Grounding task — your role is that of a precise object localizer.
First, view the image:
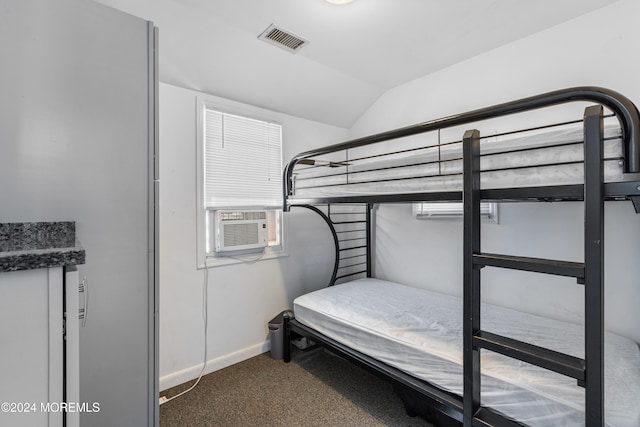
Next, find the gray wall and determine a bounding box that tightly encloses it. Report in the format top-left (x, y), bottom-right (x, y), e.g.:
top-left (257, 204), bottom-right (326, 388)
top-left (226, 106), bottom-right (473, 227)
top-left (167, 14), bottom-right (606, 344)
top-left (0, 0), bottom-right (155, 425)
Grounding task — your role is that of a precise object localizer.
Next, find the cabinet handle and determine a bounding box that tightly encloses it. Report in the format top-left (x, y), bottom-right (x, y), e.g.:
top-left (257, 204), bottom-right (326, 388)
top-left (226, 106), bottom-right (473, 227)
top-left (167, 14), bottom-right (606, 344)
top-left (78, 276), bottom-right (88, 327)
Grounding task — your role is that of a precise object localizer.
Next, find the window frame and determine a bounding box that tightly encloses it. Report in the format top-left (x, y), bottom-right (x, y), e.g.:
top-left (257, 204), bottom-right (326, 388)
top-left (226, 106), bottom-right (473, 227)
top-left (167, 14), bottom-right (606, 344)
top-left (195, 97), bottom-right (288, 268)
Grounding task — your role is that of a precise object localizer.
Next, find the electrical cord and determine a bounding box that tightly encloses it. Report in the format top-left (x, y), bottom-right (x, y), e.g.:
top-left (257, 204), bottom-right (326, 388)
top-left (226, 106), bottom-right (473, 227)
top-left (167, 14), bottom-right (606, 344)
top-left (159, 257), bottom-right (212, 405)
top-left (158, 250), bottom-right (265, 405)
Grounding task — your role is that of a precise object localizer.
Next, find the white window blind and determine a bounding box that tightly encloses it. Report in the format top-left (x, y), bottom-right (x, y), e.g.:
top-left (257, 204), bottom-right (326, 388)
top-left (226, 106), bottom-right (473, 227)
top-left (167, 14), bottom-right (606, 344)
top-left (204, 109), bottom-right (282, 208)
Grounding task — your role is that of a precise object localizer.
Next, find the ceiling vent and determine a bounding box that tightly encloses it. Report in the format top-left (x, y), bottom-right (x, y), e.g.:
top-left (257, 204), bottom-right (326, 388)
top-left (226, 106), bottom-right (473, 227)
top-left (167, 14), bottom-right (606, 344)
top-left (258, 24), bottom-right (308, 53)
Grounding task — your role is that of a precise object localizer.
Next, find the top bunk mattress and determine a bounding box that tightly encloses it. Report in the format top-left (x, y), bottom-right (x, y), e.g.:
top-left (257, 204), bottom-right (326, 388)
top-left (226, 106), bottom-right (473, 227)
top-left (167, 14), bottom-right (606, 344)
top-left (293, 278), bottom-right (640, 427)
top-left (290, 122), bottom-right (627, 199)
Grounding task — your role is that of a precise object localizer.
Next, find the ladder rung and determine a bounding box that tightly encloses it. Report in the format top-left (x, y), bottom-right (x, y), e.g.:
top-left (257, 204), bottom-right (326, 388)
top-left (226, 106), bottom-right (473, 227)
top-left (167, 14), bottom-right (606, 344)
top-left (474, 331), bottom-right (585, 381)
top-left (473, 252), bottom-right (585, 279)
top-left (474, 406), bottom-right (527, 427)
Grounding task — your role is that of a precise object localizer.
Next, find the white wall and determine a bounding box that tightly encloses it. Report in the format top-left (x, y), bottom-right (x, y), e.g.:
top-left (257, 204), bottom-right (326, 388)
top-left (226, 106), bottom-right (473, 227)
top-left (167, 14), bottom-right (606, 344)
top-left (159, 83), bottom-right (349, 390)
top-left (354, 0), bottom-right (640, 344)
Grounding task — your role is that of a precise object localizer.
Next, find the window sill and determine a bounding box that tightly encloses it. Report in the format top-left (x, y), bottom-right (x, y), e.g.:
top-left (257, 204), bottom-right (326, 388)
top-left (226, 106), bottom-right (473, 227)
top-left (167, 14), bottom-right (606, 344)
top-left (197, 247), bottom-right (289, 269)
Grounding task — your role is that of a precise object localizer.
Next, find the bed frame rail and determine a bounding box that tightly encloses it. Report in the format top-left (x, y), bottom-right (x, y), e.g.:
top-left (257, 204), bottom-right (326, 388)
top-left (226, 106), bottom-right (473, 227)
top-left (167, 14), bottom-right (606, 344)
top-left (284, 317), bottom-right (469, 425)
top-left (283, 86), bottom-right (640, 210)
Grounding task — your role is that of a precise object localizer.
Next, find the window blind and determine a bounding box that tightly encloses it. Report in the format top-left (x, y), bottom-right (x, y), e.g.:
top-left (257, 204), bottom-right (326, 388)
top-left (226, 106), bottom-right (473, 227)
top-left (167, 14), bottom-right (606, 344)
top-left (204, 109), bottom-right (282, 209)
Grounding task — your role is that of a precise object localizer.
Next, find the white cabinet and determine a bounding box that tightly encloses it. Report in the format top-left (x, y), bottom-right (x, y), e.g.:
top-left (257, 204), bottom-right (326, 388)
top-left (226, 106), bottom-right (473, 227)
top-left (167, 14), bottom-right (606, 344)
top-left (0, 267), bottom-right (79, 427)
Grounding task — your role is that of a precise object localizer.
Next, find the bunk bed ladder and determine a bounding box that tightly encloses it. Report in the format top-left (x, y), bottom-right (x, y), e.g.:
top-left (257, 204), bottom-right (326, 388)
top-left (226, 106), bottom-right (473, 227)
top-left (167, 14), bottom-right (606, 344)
top-left (463, 105), bottom-right (605, 427)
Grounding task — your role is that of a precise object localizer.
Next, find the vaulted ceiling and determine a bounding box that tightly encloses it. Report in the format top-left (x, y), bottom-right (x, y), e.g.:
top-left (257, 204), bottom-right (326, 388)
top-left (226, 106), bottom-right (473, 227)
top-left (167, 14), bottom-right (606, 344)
top-left (95, 0), bottom-right (620, 128)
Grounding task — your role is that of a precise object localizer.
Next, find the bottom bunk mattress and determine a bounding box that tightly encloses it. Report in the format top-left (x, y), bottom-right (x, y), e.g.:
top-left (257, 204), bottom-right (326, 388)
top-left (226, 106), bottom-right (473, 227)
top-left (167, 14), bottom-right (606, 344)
top-left (293, 278), bottom-right (640, 427)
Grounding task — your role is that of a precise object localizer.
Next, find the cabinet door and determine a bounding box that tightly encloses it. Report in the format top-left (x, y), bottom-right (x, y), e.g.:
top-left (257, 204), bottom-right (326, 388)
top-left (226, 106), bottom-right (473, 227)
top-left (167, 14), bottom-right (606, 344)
top-left (0, 267), bottom-right (63, 427)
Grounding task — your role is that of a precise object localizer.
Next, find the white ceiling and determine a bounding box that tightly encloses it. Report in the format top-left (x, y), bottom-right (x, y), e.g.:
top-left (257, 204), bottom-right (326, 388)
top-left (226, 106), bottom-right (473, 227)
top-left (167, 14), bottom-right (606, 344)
top-left (95, 0), bottom-right (620, 128)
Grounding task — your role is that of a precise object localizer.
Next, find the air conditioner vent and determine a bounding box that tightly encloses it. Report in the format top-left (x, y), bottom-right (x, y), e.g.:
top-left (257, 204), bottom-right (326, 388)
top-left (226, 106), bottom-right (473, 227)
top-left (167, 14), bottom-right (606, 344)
top-left (258, 24), bottom-right (308, 53)
top-left (214, 210), bottom-right (268, 252)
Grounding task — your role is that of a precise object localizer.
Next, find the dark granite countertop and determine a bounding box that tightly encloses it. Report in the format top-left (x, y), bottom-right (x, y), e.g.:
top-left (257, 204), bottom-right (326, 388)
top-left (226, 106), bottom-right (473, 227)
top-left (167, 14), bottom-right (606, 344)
top-left (0, 222), bottom-right (86, 272)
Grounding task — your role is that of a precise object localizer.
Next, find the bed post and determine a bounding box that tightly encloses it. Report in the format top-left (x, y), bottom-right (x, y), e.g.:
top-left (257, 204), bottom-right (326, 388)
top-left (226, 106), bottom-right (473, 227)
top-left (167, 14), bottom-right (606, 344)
top-left (583, 105), bottom-right (605, 426)
top-left (366, 203), bottom-right (373, 278)
top-left (462, 129), bottom-right (481, 427)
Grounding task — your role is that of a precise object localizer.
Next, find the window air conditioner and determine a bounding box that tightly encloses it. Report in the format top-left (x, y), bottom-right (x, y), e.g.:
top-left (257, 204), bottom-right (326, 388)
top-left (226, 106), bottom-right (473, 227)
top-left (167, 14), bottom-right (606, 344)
top-left (214, 210), bottom-right (268, 252)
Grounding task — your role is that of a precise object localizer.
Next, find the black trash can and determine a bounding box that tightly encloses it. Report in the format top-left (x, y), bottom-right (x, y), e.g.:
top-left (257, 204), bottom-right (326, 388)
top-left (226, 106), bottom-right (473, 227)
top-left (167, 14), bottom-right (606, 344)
top-left (268, 310), bottom-right (293, 360)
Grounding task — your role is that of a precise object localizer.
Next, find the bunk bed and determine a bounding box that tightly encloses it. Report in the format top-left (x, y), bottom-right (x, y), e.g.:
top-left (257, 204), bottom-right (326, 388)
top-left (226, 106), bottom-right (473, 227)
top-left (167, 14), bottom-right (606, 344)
top-left (281, 87), bottom-right (640, 427)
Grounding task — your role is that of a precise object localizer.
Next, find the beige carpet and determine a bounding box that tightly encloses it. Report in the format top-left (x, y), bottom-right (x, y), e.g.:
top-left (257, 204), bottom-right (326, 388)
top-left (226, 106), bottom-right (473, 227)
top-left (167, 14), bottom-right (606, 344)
top-left (160, 348), bottom-right (436, 426)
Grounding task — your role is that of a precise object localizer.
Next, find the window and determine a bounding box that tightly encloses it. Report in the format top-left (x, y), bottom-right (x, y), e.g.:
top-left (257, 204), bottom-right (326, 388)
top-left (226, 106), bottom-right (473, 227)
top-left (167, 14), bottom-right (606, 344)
top-left (196, 99), bottom-right (285, 266)
top-left (413, 202), bottom-right (498, 223)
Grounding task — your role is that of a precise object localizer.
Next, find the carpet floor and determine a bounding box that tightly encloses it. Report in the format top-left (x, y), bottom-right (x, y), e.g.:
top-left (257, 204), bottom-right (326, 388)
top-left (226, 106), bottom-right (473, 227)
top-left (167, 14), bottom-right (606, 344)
top-left (160, 348), bottom-right (437, 426)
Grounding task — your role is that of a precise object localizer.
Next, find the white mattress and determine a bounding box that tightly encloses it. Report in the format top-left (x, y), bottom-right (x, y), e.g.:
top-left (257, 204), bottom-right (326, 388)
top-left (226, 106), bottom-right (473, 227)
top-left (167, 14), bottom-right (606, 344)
top-left (291, 123), bottom-right (626, 199)
top-left (293, 278), bottom-right (640, 427)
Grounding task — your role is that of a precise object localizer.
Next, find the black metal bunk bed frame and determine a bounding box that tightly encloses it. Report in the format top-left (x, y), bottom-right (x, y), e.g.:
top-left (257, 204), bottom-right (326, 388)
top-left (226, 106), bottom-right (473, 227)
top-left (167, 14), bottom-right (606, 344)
top-left (282, 87), bottom-right (640, 427)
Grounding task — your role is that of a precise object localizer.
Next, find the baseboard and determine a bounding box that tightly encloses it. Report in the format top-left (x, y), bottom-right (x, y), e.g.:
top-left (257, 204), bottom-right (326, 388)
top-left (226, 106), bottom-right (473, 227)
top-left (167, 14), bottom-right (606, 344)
top-left (159, 340), bottom-right (270, 392)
